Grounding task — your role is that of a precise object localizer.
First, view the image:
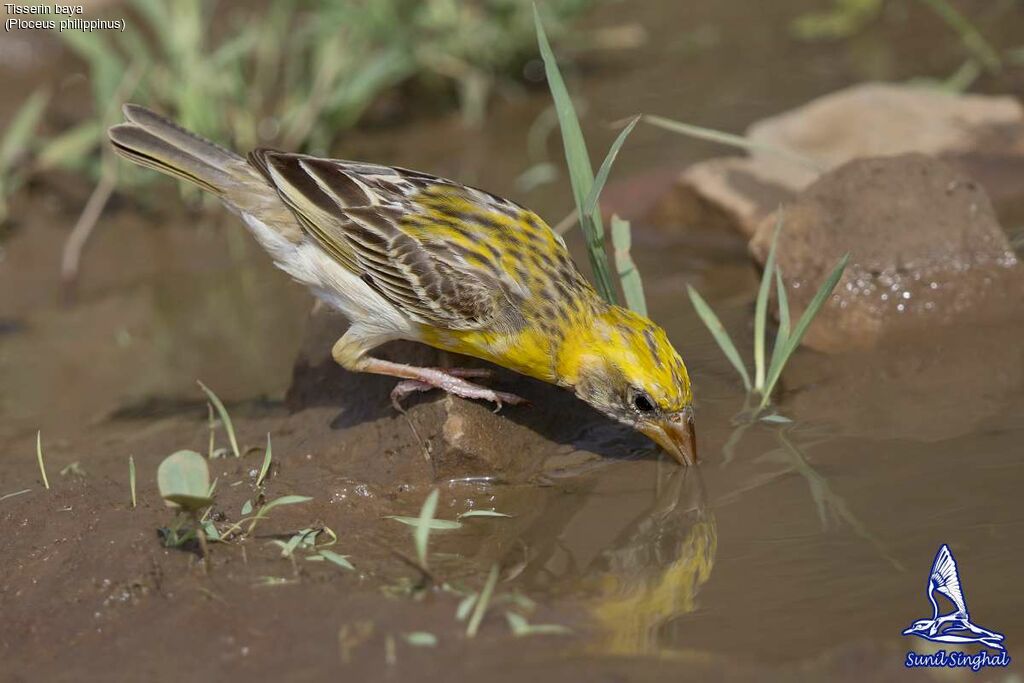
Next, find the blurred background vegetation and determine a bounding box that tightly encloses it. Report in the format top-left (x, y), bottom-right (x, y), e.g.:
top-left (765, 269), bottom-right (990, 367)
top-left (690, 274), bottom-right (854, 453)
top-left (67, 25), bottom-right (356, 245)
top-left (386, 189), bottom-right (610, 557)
top-left (1, 0), bottom-right (594, 225)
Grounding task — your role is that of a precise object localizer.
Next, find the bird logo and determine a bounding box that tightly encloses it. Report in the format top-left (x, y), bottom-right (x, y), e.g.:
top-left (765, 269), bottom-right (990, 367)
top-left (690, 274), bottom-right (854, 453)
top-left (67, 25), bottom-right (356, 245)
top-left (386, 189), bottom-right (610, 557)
top-left (902, 544), bottom-right (1005, 651)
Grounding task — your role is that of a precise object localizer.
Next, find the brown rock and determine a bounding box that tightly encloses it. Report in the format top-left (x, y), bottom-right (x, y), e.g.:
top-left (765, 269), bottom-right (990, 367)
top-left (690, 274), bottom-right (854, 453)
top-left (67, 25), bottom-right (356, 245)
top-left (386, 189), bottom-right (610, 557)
top-left (749, 154), bottom-right (1022, 352)
top-left (652, 83), bottom-right (1024, 238)
top-left (285, 304), bottom-right (650, 482)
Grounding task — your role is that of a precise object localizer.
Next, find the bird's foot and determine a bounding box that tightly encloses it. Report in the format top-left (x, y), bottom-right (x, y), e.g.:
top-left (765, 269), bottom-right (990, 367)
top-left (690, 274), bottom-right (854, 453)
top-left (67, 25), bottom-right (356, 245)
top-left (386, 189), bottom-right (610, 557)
top-left (389, 368), bottom-right (526, 413)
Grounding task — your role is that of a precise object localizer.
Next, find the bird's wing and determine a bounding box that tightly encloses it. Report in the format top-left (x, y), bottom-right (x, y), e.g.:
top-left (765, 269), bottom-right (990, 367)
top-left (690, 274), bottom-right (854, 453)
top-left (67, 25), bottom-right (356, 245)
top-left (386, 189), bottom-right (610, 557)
top-left (248, 151), bottom-right (550, 331)
top-left (929, 545), bottom-right (967, 615)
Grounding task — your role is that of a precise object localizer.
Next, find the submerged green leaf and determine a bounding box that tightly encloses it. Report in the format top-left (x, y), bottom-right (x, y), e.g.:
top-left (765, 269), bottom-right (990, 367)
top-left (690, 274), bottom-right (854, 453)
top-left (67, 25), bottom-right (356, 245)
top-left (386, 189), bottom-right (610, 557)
top-left (466, 564), bottom-right (500, 638)
top-left (415, 488), bottom-right (439, 568)
top-left (402, 632), bottom-right (438, 647)
top-left (457, 509), bottom-right (512, 519)
top-left (456, 593), bottom-right (478, 621)
top-left (386, 516), bottom-right (462, 530)
top-left (315, 549), bottom-right (355, 570)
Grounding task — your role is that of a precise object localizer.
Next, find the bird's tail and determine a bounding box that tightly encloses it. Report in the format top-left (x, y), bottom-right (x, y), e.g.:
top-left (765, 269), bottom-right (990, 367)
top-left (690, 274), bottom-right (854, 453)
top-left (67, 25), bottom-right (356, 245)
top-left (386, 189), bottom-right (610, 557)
top-left (107, 104), bottom-right (254, 196)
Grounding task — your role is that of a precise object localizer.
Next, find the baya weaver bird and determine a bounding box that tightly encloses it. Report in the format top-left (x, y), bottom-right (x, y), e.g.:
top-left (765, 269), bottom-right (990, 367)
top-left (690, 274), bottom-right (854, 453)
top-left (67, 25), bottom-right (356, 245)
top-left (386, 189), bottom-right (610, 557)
top-left (108, 105), bottom-right (697, 465)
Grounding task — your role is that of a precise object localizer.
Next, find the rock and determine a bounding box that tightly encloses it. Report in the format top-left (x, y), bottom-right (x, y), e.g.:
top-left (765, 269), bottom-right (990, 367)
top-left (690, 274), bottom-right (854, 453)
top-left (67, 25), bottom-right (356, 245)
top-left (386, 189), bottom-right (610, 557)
top-left (285, 304), bottom-right (650, 482)
top-left (748, 154), bottom-right (1023, 352)
top-left (652, 83), bottom-right (1024, 238)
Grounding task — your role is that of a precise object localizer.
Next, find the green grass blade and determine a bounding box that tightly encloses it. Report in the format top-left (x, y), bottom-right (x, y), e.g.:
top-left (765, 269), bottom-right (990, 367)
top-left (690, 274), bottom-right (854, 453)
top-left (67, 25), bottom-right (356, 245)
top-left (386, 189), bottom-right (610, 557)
top-left (256, 433), bottom-right (272, 487)
top-left (35, 121), bottom-right (101, 172)
top-left (387, 516), bottom-right (462, 530)
top-left (917, 0), bottom-right (1000, 71)
top-left (197, 380), bottom-right (240, 458)
top-left (687, 285), bottom-right (751, 391)
top-left (415, 489), bottom-right (440, 569)
top-left (36, 430), bottom-right (50, 490)
top-left (769, 269), bottom-right (791, 374)
top-left (316, 549), bottom-right (355, 571)
top-left (534, 5), bottom-right (617, 304)
top-left (466, 564), bottom-right (500, 638)
top-left (457, 510), bottom-right (511, 519)
top-left (129, 455), bottom-right (137, 509)
top-left (0, 489), bottom-right (31, 503)
top-left (611, 215), bottom-right (647, 315)
top-left (754, 216), bottom-right (783, 392)
top-left (643, 114), bottom-right (823, 172)
top-left (583, 115), bottom-right (640, 218)
top-left (1, 89), bottom-right (49, 172)
top-left (760, 254), bottom-right (849, 407)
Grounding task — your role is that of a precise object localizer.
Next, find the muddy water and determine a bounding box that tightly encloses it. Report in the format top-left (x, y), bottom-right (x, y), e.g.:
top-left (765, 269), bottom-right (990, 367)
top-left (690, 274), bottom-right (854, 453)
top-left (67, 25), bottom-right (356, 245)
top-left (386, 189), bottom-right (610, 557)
top-left (3, 0), bottom-right (1024, 680)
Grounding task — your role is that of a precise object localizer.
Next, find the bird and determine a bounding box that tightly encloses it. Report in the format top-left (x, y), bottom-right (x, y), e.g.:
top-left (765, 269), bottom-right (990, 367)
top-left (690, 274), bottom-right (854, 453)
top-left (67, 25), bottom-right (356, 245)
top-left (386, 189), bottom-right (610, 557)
top-left (107, 104), bottom-right (697, 465)
top-left (902, 544), bottom-right (1005, 650)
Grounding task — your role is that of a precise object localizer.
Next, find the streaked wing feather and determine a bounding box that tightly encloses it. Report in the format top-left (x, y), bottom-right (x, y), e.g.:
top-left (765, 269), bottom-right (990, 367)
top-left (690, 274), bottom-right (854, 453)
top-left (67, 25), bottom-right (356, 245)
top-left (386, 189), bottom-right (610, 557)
top-left (249, 149), bottom-right (509, 330)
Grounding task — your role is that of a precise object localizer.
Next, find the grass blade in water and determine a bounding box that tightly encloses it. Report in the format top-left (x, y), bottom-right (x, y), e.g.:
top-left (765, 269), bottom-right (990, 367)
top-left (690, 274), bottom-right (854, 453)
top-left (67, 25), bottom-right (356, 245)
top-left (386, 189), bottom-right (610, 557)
top-left (754, 216), bottom-right (782, 392)
top-left (466, 564), bottom-right (500, 638)
top-left (415, 488), bottom-right (439, 569)
top-left (687, 286), bottom-right (751, 391)
top-left (769, 269), bottom-right (791, 376)
top-left (760, 254), bottom-right (849, 407)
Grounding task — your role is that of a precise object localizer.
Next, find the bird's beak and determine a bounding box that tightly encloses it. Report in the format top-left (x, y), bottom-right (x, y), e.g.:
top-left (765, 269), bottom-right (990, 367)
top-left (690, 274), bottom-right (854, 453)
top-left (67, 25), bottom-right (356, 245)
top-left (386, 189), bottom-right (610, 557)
top-left (641, 409), bottom-right (697, 466)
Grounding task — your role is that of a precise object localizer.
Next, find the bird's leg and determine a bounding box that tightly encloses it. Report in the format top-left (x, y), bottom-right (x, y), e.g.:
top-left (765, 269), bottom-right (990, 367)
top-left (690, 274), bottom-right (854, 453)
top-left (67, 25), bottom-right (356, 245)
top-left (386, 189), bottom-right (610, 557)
top-left (331, 336), bottom-right (526, 411)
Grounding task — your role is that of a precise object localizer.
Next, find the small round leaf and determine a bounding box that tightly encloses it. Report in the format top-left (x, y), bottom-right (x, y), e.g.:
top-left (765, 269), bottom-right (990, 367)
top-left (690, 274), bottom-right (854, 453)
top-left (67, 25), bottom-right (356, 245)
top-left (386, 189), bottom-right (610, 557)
top-left (157, 450), bottom-right (213, 511)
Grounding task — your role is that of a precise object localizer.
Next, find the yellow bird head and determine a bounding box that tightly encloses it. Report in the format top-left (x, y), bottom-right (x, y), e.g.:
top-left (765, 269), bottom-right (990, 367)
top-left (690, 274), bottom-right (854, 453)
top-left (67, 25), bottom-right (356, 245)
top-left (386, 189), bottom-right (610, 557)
top-left (559, 304), bottom-right (697, 465)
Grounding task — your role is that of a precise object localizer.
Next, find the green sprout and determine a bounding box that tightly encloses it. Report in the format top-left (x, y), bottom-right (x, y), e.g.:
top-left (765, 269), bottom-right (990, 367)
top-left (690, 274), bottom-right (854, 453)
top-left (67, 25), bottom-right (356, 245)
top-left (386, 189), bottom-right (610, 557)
top-left (687, 216), bottom-right (849, 416)
top-left (386, 488), bottom-right (463, 570)
top-left (157, 449), bottom-right (215, 566)
top-left (35, 430), bottom-right (50, 490)
top-left (197, 380), bottom-right (240, 458)
top-left (128, 455), bottom-right (137, 509)
top-left (218, 494), bottom-right (314, 540)
top-left (256, 434), bottom-right (272, 487)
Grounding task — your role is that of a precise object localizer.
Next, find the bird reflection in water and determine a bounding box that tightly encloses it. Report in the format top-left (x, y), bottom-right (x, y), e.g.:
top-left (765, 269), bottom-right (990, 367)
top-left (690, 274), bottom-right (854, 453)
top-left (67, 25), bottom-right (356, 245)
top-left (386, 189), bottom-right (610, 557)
top-left (584, 464), bottom-right (717, 655)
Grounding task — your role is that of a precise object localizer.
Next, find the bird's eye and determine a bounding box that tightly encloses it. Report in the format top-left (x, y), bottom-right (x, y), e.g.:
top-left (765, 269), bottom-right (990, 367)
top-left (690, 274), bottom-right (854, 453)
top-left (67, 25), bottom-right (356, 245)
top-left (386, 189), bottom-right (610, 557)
top-left (632, 390), bottom-right (656, 413)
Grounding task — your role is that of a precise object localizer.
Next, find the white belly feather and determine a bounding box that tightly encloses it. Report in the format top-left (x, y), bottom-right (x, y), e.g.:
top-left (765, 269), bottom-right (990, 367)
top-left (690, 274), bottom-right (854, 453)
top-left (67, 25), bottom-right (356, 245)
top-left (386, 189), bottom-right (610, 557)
top-left (239, 212), bottom-right (416, 343)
